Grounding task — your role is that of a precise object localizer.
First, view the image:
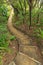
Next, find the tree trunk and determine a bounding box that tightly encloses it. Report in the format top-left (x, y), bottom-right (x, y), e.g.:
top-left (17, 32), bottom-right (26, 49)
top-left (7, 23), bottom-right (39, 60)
top-left (29, 5), bottom-right (32, 29)
top-left (37, 14), bottom-right (39, 23)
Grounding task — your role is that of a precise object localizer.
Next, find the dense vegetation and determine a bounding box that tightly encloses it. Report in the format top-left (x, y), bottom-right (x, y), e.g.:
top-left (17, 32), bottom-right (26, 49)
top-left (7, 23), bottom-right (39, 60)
top-left (9, 0), bottom-right (43, 38)
top-left (0, 0), bottom-right (43, 65)
top-left (0, 1), bottom-right (14, 64)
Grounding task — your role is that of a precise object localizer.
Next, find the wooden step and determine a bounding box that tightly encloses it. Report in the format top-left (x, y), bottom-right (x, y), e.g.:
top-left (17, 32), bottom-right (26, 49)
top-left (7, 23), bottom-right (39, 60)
top-left (15, 52), bottom-right (42, 65)
top-left (19, 45), bottom-right (42, 63)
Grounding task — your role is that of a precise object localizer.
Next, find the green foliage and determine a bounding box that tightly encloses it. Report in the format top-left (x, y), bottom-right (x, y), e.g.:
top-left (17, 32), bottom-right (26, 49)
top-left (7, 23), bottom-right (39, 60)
top-left (15, 21), bottom-right (23, 26)
top-left (37, 29), bottom-right (43, 39)
top-left (0, 3), bottom-right (11, 23)
top-left (18, 13), bottom-right (24, 20)
top-left (0, 23), bottom-right (10, 52)
top-left (14, 13), bottom-right (24, 26)
top-left (0, 0), bottom-right (13, 64)
top-left (0, 23), bottom-right (7, 33)
top-left (0, 4), bottom-right (8, 16)
top-left (10, 36), bottom-right (16, 41)
top-left (0, 1), bottom-right (11, 51)
top-left (0, 16), bottom-right (7, 22)
top-left (34, 28), bottom-right (43, 39)
top-left (0, 34), bottom-right (9, 48)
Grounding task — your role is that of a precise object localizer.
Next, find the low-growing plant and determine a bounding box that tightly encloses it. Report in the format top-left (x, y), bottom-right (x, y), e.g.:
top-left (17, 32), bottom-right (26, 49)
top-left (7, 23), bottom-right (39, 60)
top-left (34, 28), bottom-right (43, 39)
top-left (10, 36), bottom-right (16, 41)
top-left (0, 34), bottom-right (9, 49)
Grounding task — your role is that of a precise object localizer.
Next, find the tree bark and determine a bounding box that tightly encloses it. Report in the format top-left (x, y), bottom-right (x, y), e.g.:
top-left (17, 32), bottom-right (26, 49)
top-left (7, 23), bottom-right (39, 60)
top-left (29, 0), bottom-right (32, 29)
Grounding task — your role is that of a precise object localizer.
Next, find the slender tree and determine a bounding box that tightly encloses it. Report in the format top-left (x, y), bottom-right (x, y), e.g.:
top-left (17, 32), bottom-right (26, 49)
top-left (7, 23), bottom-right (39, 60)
top-left (28, 0), bottom-right (37, 29)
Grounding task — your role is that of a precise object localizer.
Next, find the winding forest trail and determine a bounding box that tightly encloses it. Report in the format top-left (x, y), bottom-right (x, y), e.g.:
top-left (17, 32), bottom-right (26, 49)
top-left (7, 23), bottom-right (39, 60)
top-left (7, 10), bottom-right (43, 65)
top-left (7, 10), bottom-right (31, 45)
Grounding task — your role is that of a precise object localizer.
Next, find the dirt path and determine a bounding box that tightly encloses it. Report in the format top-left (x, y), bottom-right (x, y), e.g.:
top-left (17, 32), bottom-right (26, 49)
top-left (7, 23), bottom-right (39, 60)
top-left (7, 9), bottom-right (43, 65)
top-left (7, 10), bottom-right (32, 45)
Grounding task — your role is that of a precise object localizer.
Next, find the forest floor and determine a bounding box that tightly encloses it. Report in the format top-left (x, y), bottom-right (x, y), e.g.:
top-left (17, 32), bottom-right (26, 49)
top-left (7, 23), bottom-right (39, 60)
top-left (13, 12), bottom-right (43, 56)
top-left (4, 9), bottom-right (43, 65)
